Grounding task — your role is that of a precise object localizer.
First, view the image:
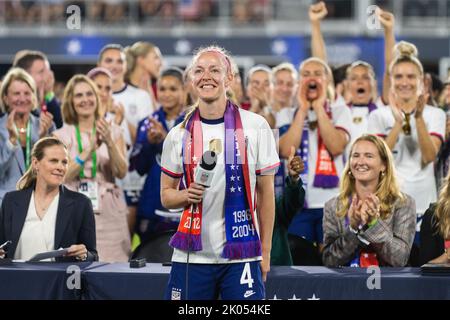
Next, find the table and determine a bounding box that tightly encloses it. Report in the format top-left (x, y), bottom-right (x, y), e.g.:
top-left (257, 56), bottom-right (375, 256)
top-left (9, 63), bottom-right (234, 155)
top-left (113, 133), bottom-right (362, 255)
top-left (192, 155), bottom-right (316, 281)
top-left (265, 266), bottom-right (450, 300)
top-left (83, 263), bottom-right (450, 300)
top-left (0, 261), bottom-right (106, 300)
top-left (83, 263), bottom-right (171, 300)
top-left (1, 262), bottom-right (449, 300)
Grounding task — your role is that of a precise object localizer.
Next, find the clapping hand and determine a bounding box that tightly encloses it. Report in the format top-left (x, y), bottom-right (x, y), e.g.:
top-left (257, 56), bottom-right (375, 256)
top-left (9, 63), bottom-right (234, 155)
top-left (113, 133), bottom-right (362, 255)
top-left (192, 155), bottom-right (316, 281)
top-left (96, 118), bottom-right (113, 147)
top-left (360, 194), bottom-right (381, 226)
top-left (348, 195), bottom-right (364, 230)
top-left (111, 101), bottom-right (125, 126)
top-left (6, 109), bottom-right (18, 145)
top-left (388, 91), bottom-right (404, 124)
top-left (348, 194), bottom-right (381, 230)
top-left (38, 111), bottom-right (54, 138)
top-left (415, 94), bottom-right (426, 119)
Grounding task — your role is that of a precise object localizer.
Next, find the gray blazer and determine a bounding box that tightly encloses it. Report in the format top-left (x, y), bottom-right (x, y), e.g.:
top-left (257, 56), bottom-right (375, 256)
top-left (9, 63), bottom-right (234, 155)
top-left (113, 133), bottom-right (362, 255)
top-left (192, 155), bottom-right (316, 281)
top-left (322, 194), bottom-right (416, 267)
top-left (0, 113), bottom-right (54, 204)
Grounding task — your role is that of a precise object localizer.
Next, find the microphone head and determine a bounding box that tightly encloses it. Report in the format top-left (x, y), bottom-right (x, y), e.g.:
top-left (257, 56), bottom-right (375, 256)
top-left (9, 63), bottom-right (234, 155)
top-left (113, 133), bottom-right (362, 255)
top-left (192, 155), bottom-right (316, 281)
top-left (199, 151), bottom-right (217, 171)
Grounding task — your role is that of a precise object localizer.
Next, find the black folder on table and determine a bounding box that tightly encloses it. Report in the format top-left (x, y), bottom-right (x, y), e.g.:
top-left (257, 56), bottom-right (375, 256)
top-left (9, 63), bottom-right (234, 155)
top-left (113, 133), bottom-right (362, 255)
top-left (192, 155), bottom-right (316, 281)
top-left (27, 248), bottom-right (69, 262)
top-left (421, 263), bottom-right (450, 275)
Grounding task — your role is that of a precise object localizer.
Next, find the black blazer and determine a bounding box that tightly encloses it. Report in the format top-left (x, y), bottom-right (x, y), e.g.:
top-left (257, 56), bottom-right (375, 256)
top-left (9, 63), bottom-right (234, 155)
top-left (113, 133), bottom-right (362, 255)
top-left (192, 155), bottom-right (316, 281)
top-left (0, 185), bottom-right (98, 261)
top-left (420, 204), bottom-right (445, 265)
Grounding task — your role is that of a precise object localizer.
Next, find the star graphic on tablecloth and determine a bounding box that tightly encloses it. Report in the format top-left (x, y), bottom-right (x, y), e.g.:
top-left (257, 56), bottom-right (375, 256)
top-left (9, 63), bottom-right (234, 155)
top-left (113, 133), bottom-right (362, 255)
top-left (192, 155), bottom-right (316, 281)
top-left (307, 293), bottom-right (320, 300)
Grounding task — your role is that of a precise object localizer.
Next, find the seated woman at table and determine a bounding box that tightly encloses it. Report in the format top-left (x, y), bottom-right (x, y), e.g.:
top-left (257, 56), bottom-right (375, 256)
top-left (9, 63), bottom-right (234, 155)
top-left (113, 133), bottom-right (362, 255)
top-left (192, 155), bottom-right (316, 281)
top-left (322, 135), bottom-right (416, 267)
top-left (420, 172), bottom-right (450, 265)
top-left (0, 137), bottom-right (97, 262)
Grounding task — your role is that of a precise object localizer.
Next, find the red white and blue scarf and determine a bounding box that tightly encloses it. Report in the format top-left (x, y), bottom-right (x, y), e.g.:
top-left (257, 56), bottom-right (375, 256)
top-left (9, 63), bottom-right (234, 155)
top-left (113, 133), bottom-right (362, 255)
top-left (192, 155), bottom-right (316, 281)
top-left (169, 101), bottom-right (262, 259)
top-left (298, 102), bottom-right (339, 207)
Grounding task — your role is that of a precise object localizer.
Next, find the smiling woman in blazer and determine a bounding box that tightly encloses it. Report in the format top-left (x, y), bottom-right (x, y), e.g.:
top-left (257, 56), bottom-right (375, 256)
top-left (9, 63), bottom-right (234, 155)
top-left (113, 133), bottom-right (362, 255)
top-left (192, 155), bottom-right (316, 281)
top-left (0, 68), bottom-right (55, 204)
top-left (0, 137), bottom-right (97, 261)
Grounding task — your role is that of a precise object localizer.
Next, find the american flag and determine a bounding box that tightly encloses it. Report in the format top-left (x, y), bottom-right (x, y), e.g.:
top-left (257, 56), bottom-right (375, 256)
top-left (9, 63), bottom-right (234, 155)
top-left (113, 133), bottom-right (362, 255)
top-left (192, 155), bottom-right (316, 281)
top-left (178, 0), bottom-right (201, 19)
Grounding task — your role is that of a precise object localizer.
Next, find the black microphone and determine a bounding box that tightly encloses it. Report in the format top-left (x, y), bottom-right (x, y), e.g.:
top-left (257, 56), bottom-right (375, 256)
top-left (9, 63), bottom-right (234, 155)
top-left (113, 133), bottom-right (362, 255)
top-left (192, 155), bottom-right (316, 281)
top-left (193, 151), bottom-right (217, 187)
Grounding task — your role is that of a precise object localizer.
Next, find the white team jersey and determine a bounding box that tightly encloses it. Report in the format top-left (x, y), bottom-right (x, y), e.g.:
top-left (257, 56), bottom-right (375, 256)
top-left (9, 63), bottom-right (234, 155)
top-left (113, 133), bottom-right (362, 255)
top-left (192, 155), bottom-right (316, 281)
top-left (161, 109), bottom-right (280, 264)
top-left (304, 101), bottom-right (352, 209)
top-left (113, 84), bottom-right (154, 128)
top-left (368, 104), bottom-right (446, 215)
top-left (275, 107), bottom-right (296, 131)
top-left (113, 84), bottom-right (154, 192)
top-left (345, 100), bottom-right (384, 159)
top-left (274, 106), bottom-right (296, 194)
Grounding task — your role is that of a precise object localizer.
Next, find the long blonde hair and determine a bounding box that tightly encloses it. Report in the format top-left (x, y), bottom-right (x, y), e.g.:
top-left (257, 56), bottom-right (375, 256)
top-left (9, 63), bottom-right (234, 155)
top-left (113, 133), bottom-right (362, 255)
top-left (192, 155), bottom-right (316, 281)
top-left (337, 135), bottom-right (404, 219)
top-left (434, 172), bottom-right (450, 239)
top-left (61, 75), bottom-right (102, 125)
top-left (181, 45), bottom-right (234, 128)
top-left (16, 137), bottom-right (67, 190)
top-left (124, 41), bottom-right (158, 82)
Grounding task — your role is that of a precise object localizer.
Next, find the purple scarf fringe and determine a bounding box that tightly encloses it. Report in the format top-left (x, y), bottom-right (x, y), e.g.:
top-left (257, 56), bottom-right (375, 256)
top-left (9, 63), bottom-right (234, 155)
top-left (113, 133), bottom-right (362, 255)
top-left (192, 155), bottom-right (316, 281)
top-left (169, 231), bottom-right (202, 252)
top-left (222, 240), bottom-right (262, 259)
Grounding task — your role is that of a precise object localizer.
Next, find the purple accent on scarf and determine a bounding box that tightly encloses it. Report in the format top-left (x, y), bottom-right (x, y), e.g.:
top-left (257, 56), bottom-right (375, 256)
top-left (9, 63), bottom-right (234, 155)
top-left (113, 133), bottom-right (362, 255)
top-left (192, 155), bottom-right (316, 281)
top-left (311, 103), bottom-right (339, 189)
top-left (351, 101), bottom-right (377, 113)
top-left (223, 241), bottom-right (262, 260)
top-left (170, 102), bottom-right (261, 259)
top-left (313, 174), bottom-right (339, 188)
top-left (169, 227), bottom-right (202, 251)
top-left (222, 101), bottom-right (261, 259)
top-left (169, 111), bottom-right (202, 251)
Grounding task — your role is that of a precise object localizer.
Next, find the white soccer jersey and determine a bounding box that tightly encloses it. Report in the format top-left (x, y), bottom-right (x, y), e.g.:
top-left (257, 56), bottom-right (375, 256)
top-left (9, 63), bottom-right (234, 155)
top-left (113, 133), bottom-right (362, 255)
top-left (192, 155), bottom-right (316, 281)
top-left (113, 84), bottom-right (155, 192)
top-left (161, 108), bottom-right (280, 264)
top-left (113, 84), bottom-right (154, 128)
top-left (305, 102), bottom-right (352, 208)
top-left (345, 100), bottom-right (384, 159)
top-left (368, 104), bottom-right (446, 215)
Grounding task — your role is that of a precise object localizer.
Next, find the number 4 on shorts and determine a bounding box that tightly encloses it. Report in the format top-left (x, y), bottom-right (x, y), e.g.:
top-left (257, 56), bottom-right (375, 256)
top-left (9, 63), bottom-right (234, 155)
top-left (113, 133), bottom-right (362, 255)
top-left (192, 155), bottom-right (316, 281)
top-left (240, 262), bottom-right (254, 288)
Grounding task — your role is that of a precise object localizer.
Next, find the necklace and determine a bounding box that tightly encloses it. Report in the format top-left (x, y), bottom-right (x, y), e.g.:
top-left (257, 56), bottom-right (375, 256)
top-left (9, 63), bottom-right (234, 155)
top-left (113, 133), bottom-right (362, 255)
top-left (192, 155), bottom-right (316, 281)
top-left (17, 127), bottom-right (26, 134)
top-left (34, 193), bottom-right (58, 219)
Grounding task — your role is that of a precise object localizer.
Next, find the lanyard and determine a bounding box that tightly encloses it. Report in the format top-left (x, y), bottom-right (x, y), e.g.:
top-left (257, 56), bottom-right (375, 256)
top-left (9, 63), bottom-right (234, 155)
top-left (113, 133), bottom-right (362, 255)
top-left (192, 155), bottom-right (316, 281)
top-left (75, 124), bottom-right (97, 179)
top-left (14, 120), bottom-right (31, 169)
